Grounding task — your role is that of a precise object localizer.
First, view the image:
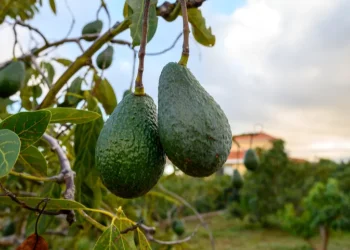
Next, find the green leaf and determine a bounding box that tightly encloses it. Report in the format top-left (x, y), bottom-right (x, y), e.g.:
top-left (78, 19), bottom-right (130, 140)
top-left (136, 228), bottom-right (152, 250)
top-left (123, 2), bottom-right (133, 19)
top-left (114, 209), bottom-right (137, 248)
top-left (66, 77), bottom-right (83, 106)
top-left (93, 77), bottom-right (117, 115)
top-left (93, 225), bottom-right (119, 250)
top-left (74, 96), bottom-right (103, 208)
top-left (0, 197), bottom-right (86, 210)
top-left (49, 0), bottom-right (56, 14)
top-left (54, 58), bottom-right (72, 67)
top-left (0, 110), bottom-right (52, 150)
top-left (127, 0), bottom-right (158, 47)
top-left (0, 129), bottom-right (21, 178)
top-left (45, 108), bottom-right (101, 124)
top-left (41, 62), bottom-right (55, 85)
top-left (17, 145), bottom-right (47, 176)
top-left (188, 8), bottom-right (215, 47)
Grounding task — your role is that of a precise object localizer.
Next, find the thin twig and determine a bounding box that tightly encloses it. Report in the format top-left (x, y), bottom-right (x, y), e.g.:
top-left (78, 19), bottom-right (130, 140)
top-left (157, 184), bottom-right (215, 250)
top-left (149, 224), bottom-right (201, 245)
top-left (0, 182), bottom-right (63, 216)
top-left (14, 20), bottom-right (49, 45)
top-left (147, 33), bottom-right (183, 56)
top-left (135, 0), bottom-right (151, 92)
top-left (63, 0), bottom-right (75, 38)
top-left (179, 0), bottom-right (190, 66)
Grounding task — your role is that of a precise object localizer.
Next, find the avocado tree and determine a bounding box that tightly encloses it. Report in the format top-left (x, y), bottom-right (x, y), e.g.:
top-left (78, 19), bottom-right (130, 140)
top-left (279, 179), bottom-right (350, 250)
top-left (0, 1), bottom-right (231, 249)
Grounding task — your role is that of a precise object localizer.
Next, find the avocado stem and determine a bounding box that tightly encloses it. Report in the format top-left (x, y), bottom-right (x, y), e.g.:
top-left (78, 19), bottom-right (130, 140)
top-left (135, 0), bottom-right (151, 94)
top-left (178, 0), bottom-right (190, 66)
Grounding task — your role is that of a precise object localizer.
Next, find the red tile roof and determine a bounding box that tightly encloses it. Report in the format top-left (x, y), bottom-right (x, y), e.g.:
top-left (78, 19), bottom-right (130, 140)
top-left (233, 132), bottom-right (279, 141)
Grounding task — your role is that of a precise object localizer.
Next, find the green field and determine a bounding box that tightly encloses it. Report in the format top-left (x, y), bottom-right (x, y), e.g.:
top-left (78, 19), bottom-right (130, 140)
top-left (184, 213), bottom-right (350, 250)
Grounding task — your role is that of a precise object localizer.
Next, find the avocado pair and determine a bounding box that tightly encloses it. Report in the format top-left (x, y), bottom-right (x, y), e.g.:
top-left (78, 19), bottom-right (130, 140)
top-left (96, 63), bottom-right (232, 198)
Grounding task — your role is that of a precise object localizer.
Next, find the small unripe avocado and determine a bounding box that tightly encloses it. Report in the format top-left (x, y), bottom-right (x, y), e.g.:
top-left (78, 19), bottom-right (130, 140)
top-left (244, 149), bottom-right (259, 171)
top-left (158, 62), bottom-right (232, 177)
top-left (96, 46), bottom-right (114, 69)
top-left (96, 93), bottom-right (165, 198)
top-left (0, 61), bottom-right (25, 98)
top-left (172, 219), bottom-right (185, 236)
top-left (232, 169), bottom-right (243, 189)
top-left (82, 20), bottom-right (103, 41)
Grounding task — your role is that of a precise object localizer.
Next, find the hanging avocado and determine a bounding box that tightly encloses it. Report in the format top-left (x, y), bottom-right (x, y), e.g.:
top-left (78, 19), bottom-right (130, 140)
top-left (172, 219), bottom-right (185, 236)
top-left (81, 20), bottom-right (103, 41)
top-left (158, 62), bottom-right (232, 177)
top-left (243, 149), bottom-right (259, 171)
top-left (96, 46), bottom-right (114, 70)
top-left (232, 169), bottom-right (243, 189)
top-left (0, 61), bottom-right (25, 98)
top-left (96, 93), bottom-right (165, 198)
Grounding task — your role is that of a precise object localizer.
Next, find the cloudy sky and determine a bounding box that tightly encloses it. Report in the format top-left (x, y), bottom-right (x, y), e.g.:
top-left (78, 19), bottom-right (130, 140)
top-left (1, 0), bottom-right (349, 161)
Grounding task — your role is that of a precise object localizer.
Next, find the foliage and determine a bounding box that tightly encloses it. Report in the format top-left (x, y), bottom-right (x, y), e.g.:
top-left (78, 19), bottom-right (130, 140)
top-left (0, 0), bottom-right (219, 249)
top-left (240, 140), bottom-right (337, 226)
top-left (279, 179), bottom-right (350, 242)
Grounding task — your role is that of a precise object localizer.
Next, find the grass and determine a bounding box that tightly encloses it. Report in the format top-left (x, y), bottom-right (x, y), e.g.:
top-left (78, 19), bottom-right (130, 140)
top-left (183, 212), bottom-right (350, 250)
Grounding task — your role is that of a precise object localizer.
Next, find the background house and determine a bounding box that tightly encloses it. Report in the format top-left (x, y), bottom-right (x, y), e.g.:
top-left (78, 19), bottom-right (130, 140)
top-left (222, 132), bottom-right (278, 175)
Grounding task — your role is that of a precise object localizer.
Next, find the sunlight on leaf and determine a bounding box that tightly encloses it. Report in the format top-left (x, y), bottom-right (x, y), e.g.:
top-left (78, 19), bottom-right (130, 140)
top-left (0, 129), bottom-right (21, 178)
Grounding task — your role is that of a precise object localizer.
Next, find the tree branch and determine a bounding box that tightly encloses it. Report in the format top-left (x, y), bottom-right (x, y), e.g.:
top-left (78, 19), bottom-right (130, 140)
top-left (42, 133), bottom-right (76, 224)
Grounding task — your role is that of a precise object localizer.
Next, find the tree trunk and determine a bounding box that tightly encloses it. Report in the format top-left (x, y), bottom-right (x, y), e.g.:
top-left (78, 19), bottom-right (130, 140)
top-left (320, 225), bottom-right (329, 250)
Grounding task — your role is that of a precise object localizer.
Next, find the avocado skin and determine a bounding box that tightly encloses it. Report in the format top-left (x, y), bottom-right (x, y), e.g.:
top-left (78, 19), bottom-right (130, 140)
top-left (0, 61), bottom-right (25, 98)
top-left (158, 62), bottom-right (232, 177)
top-left (232, 169), bottom-right (243, 189)
top-left (243, 149), bottom-right (259, 171)
top-left (82, 20), bottom-right (103, 41)
top-left (96, 46), bottom-right (114, 69)
top-left (96, 93), bottom-right (165, 198)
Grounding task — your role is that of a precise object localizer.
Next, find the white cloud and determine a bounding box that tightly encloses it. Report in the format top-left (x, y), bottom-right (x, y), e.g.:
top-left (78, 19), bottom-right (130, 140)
top-left (200, 0), bottom-right (350, 161)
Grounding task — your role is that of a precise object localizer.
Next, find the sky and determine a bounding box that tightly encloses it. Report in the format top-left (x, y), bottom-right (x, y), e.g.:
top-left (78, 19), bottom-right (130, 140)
top-left (0, 0), bottom-right (349, 162)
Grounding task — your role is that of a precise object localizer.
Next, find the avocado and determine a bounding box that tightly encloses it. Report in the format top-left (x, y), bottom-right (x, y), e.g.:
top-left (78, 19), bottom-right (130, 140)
top-left (96, 46), bottom-right (114, 70)
top-left (82, 20), bottom-right (103, 41)
top-left (158, 62), bottom-right (232, 177)
top-left (59, 77), bottom-right (83, 107)
top-left (123, 89), bottom-right (132, 99)
top-left (3, 221), bottom-right (15, 236)
top-left (172, 219), bottom-right (185, 236)
top-left (96, 93), bottom-right (165, 198)
top-left (232, 169), bottom-right (243, 189)
top-left (243, 149), bottom-right (259, 171)
top-left (0, 61), bottom-right (25, 98)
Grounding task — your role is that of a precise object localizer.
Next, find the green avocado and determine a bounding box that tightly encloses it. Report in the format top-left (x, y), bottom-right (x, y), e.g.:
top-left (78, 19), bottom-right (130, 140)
top-left (96, 46), bottom-right (114, 70)
top-left (172, 219), bottom-right (185, 236)
top-left (158, 62), bottom-right (232, 177)
top-left (82, 20), bottom-right (103, 41)
top-left (123, 89), bottom-right (132, 99)
top-left (0, 61), bottom-right (25, 98)
top-left (232, 169), bottom-right (243, 189)
top-left (243, 149), bottom-right (259, 171)
top-left (96, 93), bottom-right (165, 198)
top-left (3, 221), bottom-right (15, 236)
